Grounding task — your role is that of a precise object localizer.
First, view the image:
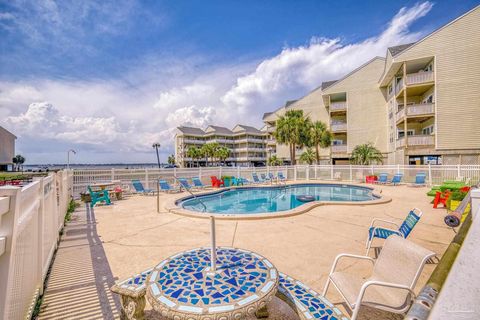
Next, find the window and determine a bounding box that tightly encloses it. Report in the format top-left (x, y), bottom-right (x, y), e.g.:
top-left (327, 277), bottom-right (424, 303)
top-left (424, 63), bottom-right (433, 72)
top-left (332, 140), bottom-right (345, 146)
top-left (388, 84), bottom-right (393, 96)
top-left (423, 94), bottom-right (433, 103)
top-left (422, 125), bottom-right (434, 135)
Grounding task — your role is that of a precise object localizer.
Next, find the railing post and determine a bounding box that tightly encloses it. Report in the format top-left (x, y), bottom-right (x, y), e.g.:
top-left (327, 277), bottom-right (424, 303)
top-left (349, 165), bottom-right (353, 181)
top-left (306, 165), bottom-right (310, 180)
top-left (330, 165), bottom-right (334, 180)
top-left (428, 164), bottom-right (433, 186)
top-left (219, 166), bottom-right (222, 178)
top-left (457, 164), bottom-right (461, 179)
top-left (111, 168), bottom-right (115, 181)
top-left (199, 167), bottom-right (202, 179)
top-left (397, 164), bottom-right (400, 174)
top-left (371, 165), bottom-right (374, 175)
top-left (237, 166), bottom-right (240, 178)
top-left (294, 165), bottom-right (297, 181)
top-left (37, 178), bottom-right (45, 295)
top-left (145, 169), bottom-right (149, 189)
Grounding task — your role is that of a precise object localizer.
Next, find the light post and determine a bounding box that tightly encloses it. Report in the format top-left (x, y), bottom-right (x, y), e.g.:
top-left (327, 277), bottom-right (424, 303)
top-left (67, 149), bottom-right (76, 170)
top-left (152, 143), bottom-right (161, 168)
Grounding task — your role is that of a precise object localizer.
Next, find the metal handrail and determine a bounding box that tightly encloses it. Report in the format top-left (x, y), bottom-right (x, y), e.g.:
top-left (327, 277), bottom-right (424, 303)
top-left (171, 176), bottom-right (208, 213)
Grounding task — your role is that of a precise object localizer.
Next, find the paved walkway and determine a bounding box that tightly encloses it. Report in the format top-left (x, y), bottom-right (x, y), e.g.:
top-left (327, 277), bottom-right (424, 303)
top-left (38, 205), bottom-right (121, 320)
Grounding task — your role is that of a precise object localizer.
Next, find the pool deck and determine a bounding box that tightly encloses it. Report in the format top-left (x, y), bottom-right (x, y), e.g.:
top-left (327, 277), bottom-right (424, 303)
top-left (38, 181), bottom-right (455, 319)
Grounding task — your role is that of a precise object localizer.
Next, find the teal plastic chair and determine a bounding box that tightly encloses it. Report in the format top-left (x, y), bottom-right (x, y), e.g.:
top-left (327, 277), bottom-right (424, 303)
top-left (365, 208), bottom-right (423, 254)
top-left (375, 173), bottom-right (389, 184)
top-left (192, 177), bottom-right (207, 189)
top-left (87, 186), bottom-right (111, 208)
top-left (178, 178), bottom-right (194, 190)
top-left (231, 177), bottom-right (244, 186)
top-left (132, 180), bottom-right (155, 195)
top-left (389, 174), bottom-right (403, 185)
top-left (159, 180), bottom-right (180, 193)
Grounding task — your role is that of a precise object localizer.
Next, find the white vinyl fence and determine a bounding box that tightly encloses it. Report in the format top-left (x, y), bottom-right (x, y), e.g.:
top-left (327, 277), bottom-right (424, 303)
top-left (72, 165), bottom-right (480, 198)
top-left (0, 170), bottom-right (73, 320)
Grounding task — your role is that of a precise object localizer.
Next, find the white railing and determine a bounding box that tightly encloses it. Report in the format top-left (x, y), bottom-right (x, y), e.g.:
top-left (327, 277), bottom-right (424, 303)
top-left (331, 123), bottom-right (347, 132)
top-left (183, 139), bottom-right (205, 144)
top-left (330, 101), bottom-right (347, 111)
top-left (332, 145), bottom-right (347, 153)
top-left (0, 170), bottom-right (73, 320)
top-left (234, 138), bottom-right (266, 144)
top-left (406, 71), bottom-right (434, 85)
top-left (71, 165), bottom-right (480, 198)
top-left (397, 103), bottom-right (435, 119)
top-left (397, 135), bottom-right (435, 148)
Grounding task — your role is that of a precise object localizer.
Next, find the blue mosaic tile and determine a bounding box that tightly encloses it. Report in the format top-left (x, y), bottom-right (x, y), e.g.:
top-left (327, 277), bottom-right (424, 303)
top-left (149, 247), bottom-right (277, 310)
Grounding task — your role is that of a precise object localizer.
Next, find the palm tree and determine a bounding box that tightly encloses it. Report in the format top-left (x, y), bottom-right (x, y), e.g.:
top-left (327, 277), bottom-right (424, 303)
top-left (350, 143), bottom-right (384, 165)
top-left (267, 155), bottom-right (282, 166)
top-left (309, 121), bottom-right (332, 164)
top-left (152, 143), bottom-right (161, 168)
top-left (186, 146), bottom-right (200, 167)
top-left (12, 154), bottom-right (26, 172)
top-left (167, 154), bottom-right (176, 165)
top-left (274, 110), bottom-right (311, 165)
top-left (215, 147), bottom-right (230, 166)
top-left (201, 143), bottom-right (220, 167)
top-left (299, 148), bottom-right (316, 165)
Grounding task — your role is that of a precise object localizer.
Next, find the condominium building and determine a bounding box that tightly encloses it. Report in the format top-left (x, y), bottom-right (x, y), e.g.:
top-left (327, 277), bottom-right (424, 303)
top-left (175, 125), bottom-right (268, 167)
top-left (264, 6), bottom-right (480, 165)
top-left (0, 126), bottom-right (16, 171)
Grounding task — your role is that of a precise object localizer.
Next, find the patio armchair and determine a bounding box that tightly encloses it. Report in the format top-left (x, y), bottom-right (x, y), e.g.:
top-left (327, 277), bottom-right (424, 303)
top-left (365, 208), bottom-right (422, 255)
top-left (277, 172), bottom-right (286, 183)
top-left (210, 176), bottom-right (224, 188)
top-left (323, 235), bottom-right (435, 320)
top-left (87, 186), bottom-right (111, 207)
top-left (131, 180), bottom-right (155, 195)
top-left (231, 176), bottom-right (244, 186)
top-left (159, 180), bottom-right (180, 193)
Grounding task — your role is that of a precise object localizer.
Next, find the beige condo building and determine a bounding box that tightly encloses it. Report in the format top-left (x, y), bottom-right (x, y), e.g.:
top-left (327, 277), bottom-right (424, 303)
top-left (175, 125), bottom-right (268, 167)
top-left (264, 6), bottom-right (480, 165)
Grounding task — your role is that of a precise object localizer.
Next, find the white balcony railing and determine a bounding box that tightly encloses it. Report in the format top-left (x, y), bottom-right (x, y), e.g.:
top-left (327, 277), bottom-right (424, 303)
top-left (331, 123), bottom-right (347, 132)
top-left (397, 135), bottom-right (434, 148)
top-left (330, 101), bottom-right (347, 111)
top-left (234, 138), bottom-right (266, 144)
top-left (406, 71), bottom-right (434, 85)
top-left (396, 103), bottom-right (435, 121)
top-left (234, 147), bottom-right (266, 153)
top-left (183, 139), bottom-right (205, 144)
top-left (332, 145), bottom-right (347, 153)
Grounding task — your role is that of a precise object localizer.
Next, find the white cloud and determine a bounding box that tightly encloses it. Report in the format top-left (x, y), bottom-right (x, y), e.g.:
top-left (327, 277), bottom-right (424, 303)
top-left (0, 2), bottom-right (434, 163)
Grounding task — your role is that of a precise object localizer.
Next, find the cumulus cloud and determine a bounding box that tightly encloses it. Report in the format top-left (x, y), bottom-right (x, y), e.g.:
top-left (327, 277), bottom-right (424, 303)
top-left (0, 2), bottom-right (434, 163)
top-left (221, 2), bottom-right (433, 114)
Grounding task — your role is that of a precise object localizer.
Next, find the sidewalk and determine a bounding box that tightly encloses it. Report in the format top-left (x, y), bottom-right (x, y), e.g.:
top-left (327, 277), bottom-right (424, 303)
top-left (38, 204), bottom-right (121, 319)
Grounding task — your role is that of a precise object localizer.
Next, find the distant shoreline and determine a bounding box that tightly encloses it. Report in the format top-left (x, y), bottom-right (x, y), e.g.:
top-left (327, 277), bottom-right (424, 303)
top-left (23, 163), bottom-right (164, 170)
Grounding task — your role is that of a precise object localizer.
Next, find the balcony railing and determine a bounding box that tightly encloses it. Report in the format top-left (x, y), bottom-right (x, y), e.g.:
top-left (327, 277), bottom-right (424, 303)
top-left (397, 135), bottom-right (434, 148)
top-left (331, 123), bottom-right (347, 132)
top-left (396, 103), bottom-right (435, 121)
top-left (234, 138), bottom-right (266, 144)
top-left (406, 71), bottom-right (434, 85)
top-left (235, 147), bottom-right (266, 152)
top-left (183, 139), bottom-right (205, 144)
top-left (332, 145), bottom-right (347, 153)
top-left (330, 101), bottom-right (347, 111)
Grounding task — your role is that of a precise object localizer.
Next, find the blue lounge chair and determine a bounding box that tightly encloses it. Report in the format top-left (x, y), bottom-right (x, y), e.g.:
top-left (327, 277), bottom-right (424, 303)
top-left (251, 173), bottom-right (262, 184)
top-left (132, 180), bottom-right (155, 195)
top-left (277, 172), bottom-right (286, 183)
top-left (260, 173), bottom-right (271, 182)
top-left (87, 186), bottom-right (111, 207)
top-left (268, 172), bottom-right (276, 182)
top-left (410, 173), bottom-right (426, 187)
top-left (178, 178), bottom-right (194, 190)
top-left (365, 208), bottom-right (423, 255)
top-left (192, 177), bottom-right (207, 189)
top-left (375, 173), bottom-right (388, 184)
top-left (159, 180), bottom-right (180, 193)
top-left (231, 177), bottom-right (244, 186)
top-left (389, 173), bottom-right (403, 185)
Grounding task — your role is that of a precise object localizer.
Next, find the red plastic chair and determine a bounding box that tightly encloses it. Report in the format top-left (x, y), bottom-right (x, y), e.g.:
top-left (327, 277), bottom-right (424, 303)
top-left (433, 191), bottom-right (451, 208)
top-left (460, 186), bottom-right (470, 193)
top-left (210, 176), bottom-right (224, 188)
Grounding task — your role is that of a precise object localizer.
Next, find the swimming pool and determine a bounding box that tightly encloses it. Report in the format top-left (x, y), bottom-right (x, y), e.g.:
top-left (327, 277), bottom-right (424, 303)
top-left (176, 184), bottom-right (381, 215)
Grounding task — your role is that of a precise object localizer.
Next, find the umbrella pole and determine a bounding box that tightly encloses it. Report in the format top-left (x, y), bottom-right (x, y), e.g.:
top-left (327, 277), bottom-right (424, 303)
top-left (210, 216), bottom-right (217, 272)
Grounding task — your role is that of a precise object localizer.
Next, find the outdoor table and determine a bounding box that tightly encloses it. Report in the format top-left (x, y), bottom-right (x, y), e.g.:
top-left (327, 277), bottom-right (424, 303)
top-left (146, 247), bottom-right (278, 320)
top-left (90, 181), bottom-right (116, 190)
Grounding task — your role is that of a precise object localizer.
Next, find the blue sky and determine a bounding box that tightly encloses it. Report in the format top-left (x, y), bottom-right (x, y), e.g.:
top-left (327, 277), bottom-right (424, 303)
top-left (0, 1), bottom-right (478, 164)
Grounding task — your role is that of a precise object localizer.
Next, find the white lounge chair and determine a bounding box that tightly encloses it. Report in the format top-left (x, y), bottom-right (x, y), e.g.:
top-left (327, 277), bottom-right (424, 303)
top-left (323, 235), bottom-right (435, 320)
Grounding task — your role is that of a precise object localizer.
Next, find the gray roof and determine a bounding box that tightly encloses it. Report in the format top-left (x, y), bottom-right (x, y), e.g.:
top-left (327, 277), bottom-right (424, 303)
top-left (321, 80), bottom-right (337, 90)
top-left (177, 126), bottom-right (205, 135)
top-left (285, 100), bottom-right (297, 107)
top-left (262, 112), bottom-right (273, 120)
top-left (205, 125), bottom-right (233, 135)
top-left (388, 43), bottom-right (416, 56)
top-left (233, 124), bottom-right (264, 134)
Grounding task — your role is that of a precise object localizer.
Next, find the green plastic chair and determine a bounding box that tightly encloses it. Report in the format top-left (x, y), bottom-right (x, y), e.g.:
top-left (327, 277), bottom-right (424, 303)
top-left (87, 186), bottom-right (111, 208)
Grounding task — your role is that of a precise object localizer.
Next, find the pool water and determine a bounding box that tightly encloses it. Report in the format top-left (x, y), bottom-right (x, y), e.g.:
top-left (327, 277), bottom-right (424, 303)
top-left (178, 184), bottom-right (377, 214)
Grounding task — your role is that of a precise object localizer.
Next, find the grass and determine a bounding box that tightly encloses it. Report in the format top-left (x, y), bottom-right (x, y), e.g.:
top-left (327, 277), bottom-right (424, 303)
top-left (0, 172), bottom-right (48, 181)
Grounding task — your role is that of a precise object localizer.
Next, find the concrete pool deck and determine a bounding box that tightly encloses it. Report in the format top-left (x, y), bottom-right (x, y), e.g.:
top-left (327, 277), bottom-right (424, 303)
top-left (38, 181), bottom-right (455, 319)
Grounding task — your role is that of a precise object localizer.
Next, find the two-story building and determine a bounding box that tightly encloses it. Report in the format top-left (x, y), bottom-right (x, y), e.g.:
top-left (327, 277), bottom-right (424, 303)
top-left (0, 126), bottom-right (16, 171)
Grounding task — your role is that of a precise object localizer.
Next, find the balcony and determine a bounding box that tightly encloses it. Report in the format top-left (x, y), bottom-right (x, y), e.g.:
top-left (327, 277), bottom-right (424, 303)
top-left (330, 101), bottom-right (347, 112)
top-left (397, 135), bottom-right (434, 148)
top-left (183, 139), bottom-right (205, 144)
top-left (235, 147), bottom-right (265, 152)
top-left (332, 145), bottom-right (347, 153)
top-left (396, 103), bottom-right (435, 122)
top-left (406, 71), bottom-right (434, 85)
top-left (331, 123), bottom-right (347, 132)
top-left (234, 138), bottom-right (266, 144)
top-left (266, 138), bottom-right (276, 145)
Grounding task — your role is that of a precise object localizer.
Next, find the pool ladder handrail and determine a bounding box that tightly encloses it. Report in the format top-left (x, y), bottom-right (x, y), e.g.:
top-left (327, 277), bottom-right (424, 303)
top-left (171, 175), bottom-right (208, 213)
